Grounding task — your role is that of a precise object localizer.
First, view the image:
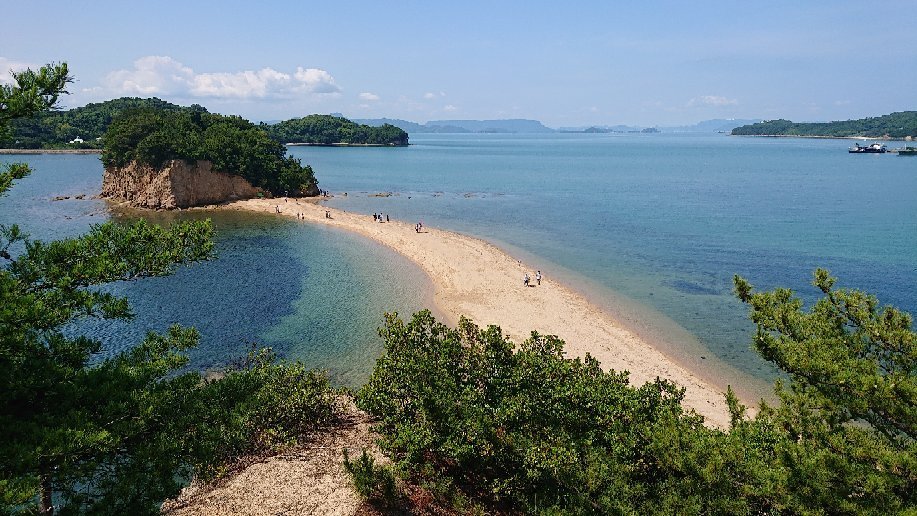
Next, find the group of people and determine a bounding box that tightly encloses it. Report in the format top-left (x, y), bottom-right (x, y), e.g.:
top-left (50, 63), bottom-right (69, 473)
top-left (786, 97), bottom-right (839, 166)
top-left (415, 221), bottom-right (424, 233)
top-left (523, 270), bottom-right (543, 287)
top-left (373, 213), bottom-right (390, 222)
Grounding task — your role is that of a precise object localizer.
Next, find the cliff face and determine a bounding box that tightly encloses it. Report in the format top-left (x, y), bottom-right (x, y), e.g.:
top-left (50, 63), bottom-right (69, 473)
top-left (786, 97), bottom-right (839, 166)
top-left (101, 160), bottom-right (263, 209)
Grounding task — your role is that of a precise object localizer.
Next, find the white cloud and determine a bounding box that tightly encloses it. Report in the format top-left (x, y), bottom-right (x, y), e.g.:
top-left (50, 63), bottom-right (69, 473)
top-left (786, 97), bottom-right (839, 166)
top-left (359, 92), bottom-right (380, 101)
top-left (102, 56), bottom-right (341, 99)
top-left (292, 67), bottom-right (340, 94)
top-left (0, 57), bottom-right (38, 85)
top-left (424, 91), bottom-right (446, 100)
top-left (443, 104), bottom-right (457, 112)
top-left (688, 95), bottom-right (738, 107)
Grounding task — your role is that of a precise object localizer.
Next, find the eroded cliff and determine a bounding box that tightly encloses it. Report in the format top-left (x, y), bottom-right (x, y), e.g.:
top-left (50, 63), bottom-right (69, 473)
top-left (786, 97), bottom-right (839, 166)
top-left (101, 160), bottom-right (263, 209)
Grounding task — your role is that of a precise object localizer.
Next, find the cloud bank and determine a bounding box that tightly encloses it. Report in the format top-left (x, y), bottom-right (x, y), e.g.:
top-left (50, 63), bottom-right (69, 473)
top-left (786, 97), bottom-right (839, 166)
top-left (102, 56), bottom-right (340, 99)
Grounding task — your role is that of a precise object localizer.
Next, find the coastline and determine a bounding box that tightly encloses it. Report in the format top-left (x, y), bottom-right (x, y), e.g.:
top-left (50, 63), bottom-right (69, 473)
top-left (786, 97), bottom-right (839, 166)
top-left (0, 148), bottom-right (102, 154)
top-left (731, 134), bottom-right (907, 141)
top-left (220, 197), bottom-right (737, 428)
top-left (285, 142), bottom-right (408, 147)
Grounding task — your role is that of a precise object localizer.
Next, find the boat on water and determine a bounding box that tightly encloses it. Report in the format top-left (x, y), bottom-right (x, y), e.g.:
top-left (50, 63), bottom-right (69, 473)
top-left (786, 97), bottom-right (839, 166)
top-left (895, 146), bottom-right (917, 156)
top-left (848, 142), bottom-right (887, 153)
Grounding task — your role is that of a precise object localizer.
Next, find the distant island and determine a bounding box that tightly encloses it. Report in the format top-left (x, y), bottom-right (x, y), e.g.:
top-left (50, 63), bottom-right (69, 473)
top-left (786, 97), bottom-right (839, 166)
top-left (0, 98), bottom-right (409, 149)
top-left (731, 111), bottom-right (917, 139)
top-left (263, 114), bottom-right (408, 146)
top-left (558, 119), bottom-right (761, 134)
top-left (353, 117), bottom-right (554, 134)
top-left (101, 106), bottom-right (318, 209)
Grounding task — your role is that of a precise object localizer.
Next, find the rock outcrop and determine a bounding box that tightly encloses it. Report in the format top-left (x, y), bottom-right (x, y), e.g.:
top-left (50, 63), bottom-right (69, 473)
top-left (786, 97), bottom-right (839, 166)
top-left (101, 160), bottom-right (263, 209)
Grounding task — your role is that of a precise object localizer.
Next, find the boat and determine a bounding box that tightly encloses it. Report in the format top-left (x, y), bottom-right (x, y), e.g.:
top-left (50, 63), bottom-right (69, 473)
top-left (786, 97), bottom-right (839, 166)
top-left (896, 146), bottom-right (917, 156)
top-left (848, 142), bottom-right (887, 153)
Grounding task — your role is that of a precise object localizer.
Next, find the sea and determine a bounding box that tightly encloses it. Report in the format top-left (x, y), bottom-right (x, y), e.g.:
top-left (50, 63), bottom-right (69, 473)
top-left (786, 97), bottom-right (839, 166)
top-left (2, 133), bottom-right (915, 393)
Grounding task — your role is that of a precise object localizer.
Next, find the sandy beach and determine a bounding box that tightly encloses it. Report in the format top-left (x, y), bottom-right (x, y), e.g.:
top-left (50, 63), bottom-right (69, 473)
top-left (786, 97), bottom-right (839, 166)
top-left (222, 197), bottom-right (734, 428)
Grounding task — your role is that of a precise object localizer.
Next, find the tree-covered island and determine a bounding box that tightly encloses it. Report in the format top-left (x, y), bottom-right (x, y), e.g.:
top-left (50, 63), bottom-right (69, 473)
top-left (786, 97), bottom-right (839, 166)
top-left (263, 114), bottom-right (409, 146)
top-left (102, 107), bottom-right (318, 199)
top-left (732, 111), bottom-right (917, 139)
top-left (0, 98), bottom-right (409, 149)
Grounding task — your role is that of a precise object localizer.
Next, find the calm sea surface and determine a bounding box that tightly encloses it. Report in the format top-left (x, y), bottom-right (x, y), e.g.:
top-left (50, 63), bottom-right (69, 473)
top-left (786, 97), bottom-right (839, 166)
top-left (3, 134), bottom-right (915, 391)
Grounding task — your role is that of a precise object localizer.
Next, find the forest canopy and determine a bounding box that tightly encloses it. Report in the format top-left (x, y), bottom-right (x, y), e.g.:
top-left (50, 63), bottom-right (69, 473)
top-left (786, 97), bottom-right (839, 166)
top-left (263, 114), bottom-right (409, 146)
top-left (102, 108), bottom-right (318, 196)
top-left (0, 97), bottom-right (193, 149)
top-left (731, 111), bottom-right (917, 138)
top-left (1, 98), bottom-right (409, 149)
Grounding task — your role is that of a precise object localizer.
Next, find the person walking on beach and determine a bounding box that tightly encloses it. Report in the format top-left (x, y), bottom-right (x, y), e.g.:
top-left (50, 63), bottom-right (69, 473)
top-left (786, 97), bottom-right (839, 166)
top-left (536, 270), bottom-right (542, 286)
top-left (386, 214), bottom-right (390, 222)
top-left (524, 273), bottom-right (530, 287)
top-left (373, 213), bottom-right (377, 222)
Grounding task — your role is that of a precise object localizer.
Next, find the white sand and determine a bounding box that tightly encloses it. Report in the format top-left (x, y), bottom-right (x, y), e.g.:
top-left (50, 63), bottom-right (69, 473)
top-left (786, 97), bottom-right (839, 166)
top-left (223, 198), bottom-right (733, 428)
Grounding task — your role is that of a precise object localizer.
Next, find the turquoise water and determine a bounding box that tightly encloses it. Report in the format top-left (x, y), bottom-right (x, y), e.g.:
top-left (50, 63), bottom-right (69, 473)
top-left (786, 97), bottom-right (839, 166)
top-left (289, 133), bottom-right (917, 385)
top-left (2, 135), bottom-right (915, 391)
top-left (0, 155), bottom-right (434, 387)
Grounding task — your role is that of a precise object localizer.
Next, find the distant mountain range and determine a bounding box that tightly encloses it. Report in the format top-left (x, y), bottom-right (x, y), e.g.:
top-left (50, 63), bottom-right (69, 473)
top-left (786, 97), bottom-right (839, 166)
top-left (353, 118), bottom-right (554, 134)
top-left (557, 119), bottom-right (761, 134)
top-left (354, 117), bottom-right (760, 134)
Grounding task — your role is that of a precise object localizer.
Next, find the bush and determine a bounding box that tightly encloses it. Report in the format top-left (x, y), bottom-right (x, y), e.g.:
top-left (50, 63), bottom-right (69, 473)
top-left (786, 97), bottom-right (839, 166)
top-left (343, 448), bottom-right (399, 507)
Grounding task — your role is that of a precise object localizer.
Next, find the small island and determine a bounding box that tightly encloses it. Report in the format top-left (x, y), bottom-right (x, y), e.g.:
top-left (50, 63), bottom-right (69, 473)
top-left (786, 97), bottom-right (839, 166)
top-left (101, 107), bottom-right (318, 209)
top-left (263, 114), bottom-right (409, 146)
top-left (731, 111), bottom-right (917, 139)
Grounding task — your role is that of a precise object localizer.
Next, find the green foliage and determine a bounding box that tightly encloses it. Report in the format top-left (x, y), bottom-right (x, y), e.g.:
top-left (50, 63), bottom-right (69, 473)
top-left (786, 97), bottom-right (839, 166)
top-left (732, 112), bottom-right (917, 138)
top-left (0, 163), bottom-right (30, 198)
top-left (102, 108), bottom-right (318, 196)
top-left (1, 63), bottom-right (73, 199)
top-left (0, 62), bottom-right (72, 143)
top-left (734, 269), bottom-right (917, 514)
top-left (359, 290), bottom-right (916, 514)
top-left (0, 217), bottom-right (339, 513)
top-left (357, 311), bottom-right (772, 514)
top-left (0, 219), bottom-right (211, 512)
top-left (186, 348), bottom-right (340, 481)
top-left (0, 96), bottom-right (196, 149)
top-left (343, 448), bottom-right (399, 507)
top-left (264, 114), bottom-right (409, 146)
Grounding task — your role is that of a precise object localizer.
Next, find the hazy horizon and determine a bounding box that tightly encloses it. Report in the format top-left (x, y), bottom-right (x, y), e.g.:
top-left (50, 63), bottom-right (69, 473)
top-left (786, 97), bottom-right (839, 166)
top-left (3, 1), bottom-right (914, 127)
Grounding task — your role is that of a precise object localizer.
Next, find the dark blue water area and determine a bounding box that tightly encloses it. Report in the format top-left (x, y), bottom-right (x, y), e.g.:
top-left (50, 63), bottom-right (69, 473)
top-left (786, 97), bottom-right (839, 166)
top-left (1, 154), bottom-right (433, 387)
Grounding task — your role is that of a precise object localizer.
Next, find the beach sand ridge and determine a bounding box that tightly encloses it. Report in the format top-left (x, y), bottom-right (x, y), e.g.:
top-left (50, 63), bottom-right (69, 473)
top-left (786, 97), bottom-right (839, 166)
top-left (223, 197), bottom-right (733, 429)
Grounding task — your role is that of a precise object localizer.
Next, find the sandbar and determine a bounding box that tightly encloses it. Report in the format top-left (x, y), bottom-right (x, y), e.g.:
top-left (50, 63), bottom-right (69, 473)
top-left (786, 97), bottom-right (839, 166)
top-left (222, 198), bottom-right (734, 428)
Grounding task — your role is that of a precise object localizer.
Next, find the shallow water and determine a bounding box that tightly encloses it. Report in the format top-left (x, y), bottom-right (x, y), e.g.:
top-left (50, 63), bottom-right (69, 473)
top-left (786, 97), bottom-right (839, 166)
top-left (0, 155), bottom-right (434, 387)
top-left (291, 133), bottom-right (917, 386)
top-left (3, 135), bottom-right (914, 392)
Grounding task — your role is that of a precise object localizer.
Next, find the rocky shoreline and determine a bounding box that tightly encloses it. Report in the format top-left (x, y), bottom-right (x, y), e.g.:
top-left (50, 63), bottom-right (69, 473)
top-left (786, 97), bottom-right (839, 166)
top-left (101, 160), bottom-right (263, 209)
top-left (0, 148), bottom-right (102, 154)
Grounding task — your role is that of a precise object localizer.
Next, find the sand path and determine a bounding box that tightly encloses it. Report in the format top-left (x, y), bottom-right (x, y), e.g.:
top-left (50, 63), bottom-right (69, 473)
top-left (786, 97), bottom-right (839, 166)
top-left (223, 198), bottom-right (732, 428)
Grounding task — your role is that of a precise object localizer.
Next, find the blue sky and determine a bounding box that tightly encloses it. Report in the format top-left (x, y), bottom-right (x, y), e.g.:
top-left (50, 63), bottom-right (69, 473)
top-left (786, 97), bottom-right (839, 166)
top-left (3, 1), bottom-right (915, 127)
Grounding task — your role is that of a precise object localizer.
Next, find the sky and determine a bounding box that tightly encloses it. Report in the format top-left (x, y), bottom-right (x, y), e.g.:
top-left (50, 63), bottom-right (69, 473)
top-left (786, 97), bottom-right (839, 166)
top-left (3, 0), bottom-right (915, 127)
